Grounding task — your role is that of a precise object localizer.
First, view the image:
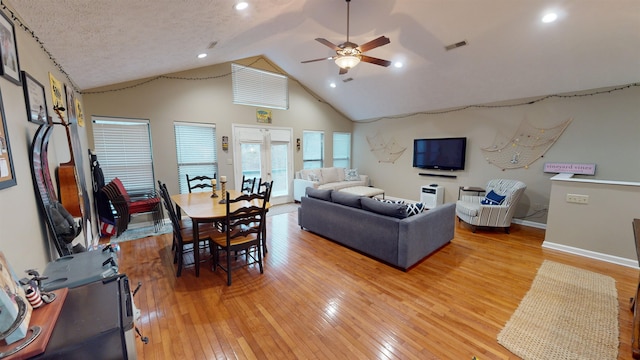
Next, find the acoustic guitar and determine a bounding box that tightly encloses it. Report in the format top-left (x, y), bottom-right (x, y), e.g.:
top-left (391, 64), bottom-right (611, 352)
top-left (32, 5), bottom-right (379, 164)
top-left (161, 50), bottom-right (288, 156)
top-left (54, 106), bottom-right (83, 218)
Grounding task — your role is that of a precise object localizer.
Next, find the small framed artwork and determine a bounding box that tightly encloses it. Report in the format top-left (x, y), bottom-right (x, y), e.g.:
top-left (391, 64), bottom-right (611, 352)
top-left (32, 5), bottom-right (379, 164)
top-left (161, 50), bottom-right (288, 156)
top-left (0, 88), bottom-right (17, 189)
top-left (0, 11), bottom-right (21, 85)
top-left (21, 71), bottom-right (49, 124)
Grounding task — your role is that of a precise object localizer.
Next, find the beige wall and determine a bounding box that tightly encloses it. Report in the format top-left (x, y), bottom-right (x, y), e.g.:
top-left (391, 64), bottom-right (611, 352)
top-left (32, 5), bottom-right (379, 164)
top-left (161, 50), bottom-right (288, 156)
top-left (544, 176), bottom-right (640, 266)
top-left (0, 15), bottom-right (90, 272)
top-left (353, 84), bottom-right (640, 227)
top-left (82, 56), bottom-right (353, 199)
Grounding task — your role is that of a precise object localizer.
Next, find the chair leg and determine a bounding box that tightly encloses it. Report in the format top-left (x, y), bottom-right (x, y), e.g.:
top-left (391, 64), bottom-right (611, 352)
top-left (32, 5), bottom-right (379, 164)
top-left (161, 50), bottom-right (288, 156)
top-left (176, 247), bottom-right (183, 277)
top-left (258, 244), bottom-right (263, 274)
top-left (227, 248), bottom-right (232, 286)
top-left (504, 227), bottom-right (510, 234)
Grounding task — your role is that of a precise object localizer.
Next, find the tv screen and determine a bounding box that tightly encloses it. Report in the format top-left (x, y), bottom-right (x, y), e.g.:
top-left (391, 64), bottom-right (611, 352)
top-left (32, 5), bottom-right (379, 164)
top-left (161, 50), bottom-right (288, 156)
top-left (413, 137), bottom-right (467, 170)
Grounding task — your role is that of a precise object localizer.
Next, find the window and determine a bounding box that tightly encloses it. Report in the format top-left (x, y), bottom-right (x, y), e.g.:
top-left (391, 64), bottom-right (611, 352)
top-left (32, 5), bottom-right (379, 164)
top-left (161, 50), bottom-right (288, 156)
top-left (333, 132), bottom-right (351, 168)
top-left (232, 63), bottom-right (289, 110)
top-left (303, 131), bottom-right (323, 169)
top-left (92, 117), bottom-right (155, 192)
top-left (174, 122), bottom-right (217, 194)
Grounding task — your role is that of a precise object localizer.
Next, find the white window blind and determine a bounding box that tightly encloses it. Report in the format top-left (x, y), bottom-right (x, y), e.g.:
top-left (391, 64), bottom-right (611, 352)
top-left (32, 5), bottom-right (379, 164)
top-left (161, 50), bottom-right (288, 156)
top-left (232, 63), bottom-right (289, 110)
top-left (92, 117), bottom-right (155, 193)
top-left (333, 132), bottom-right (351, 168)
top-left (175, 122), bottom-right (217, 194)
top-left (303, 130), bottom-right (323, 169)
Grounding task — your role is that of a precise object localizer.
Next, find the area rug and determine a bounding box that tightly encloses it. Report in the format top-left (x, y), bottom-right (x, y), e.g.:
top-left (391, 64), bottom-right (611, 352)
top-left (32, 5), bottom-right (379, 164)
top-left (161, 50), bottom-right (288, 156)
top-left (110, 223), bottom-right (172, 243)
top-left (267, 202), bottom-right (300, 217)
top-left (497, 260), bottom-right (619, 360)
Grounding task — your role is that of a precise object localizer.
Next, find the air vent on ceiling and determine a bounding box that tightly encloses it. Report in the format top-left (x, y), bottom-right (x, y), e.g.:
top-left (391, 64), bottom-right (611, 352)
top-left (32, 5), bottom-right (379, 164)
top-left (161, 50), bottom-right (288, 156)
top-left (343, 77), bottom-right (354, 83)
top-left (445, 40), bottom-right (467, 51)
top-left (208, 41), bottom-right (218, 49)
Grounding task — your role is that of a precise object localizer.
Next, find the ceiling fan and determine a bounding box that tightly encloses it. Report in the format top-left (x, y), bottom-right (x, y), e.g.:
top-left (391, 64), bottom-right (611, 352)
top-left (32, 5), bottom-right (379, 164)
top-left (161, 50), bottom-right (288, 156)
top-left (301, 0), bottom-right (391, 75)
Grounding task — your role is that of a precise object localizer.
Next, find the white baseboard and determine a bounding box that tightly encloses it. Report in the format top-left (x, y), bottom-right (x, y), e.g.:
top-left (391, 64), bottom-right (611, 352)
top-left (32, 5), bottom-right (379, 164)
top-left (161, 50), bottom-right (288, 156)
top-left (512, 218), bottom-right (546, 230)
top-left (542, 241), bottom-right (639, 269)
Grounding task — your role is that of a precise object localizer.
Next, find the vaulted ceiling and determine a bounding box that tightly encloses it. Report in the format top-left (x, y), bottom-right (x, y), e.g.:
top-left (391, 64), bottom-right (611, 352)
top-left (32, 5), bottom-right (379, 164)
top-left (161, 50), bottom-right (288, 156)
top-left (6, 0), bottom-right (640, 121)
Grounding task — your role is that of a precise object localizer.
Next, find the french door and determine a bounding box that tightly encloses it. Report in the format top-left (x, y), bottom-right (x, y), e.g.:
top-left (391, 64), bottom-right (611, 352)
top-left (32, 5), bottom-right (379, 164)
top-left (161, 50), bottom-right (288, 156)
top-left (232, 125), bottom-right (293, 204)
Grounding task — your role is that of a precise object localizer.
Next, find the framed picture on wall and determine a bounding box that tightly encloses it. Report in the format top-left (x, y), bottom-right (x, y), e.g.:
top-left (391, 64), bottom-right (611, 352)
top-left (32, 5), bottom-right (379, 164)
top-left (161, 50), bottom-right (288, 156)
top-left (21, 71), bottom-right (49, 124)
top-left (0, 11), bottom-right (21, 85)
top-left (0, 88), bottom-right (17, 189)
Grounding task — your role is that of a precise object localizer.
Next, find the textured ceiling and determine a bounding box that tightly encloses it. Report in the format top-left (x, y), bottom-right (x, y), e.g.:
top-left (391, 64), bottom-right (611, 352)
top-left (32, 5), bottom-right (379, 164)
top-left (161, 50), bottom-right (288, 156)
top-left (5, 0), bottom-right (640, 121)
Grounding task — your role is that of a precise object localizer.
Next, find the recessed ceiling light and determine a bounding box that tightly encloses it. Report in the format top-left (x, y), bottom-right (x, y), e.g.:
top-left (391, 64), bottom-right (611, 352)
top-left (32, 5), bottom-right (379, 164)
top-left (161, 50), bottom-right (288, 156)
top-left (329, 82), bottom-right (337, 88)
top-left (197, 53), bottom-right (207, 59)
top-left (394, 62), bottom-right (403, 68)
top-left (542, 13), bottom-right (558, 23)
top-left (234, 1), bottom-right (248, 10)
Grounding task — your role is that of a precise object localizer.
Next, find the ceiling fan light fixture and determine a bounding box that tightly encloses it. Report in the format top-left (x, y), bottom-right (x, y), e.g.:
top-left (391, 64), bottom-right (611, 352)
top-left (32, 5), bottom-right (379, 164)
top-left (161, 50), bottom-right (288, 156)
top-left (335, 55), bottom-right (360, 69)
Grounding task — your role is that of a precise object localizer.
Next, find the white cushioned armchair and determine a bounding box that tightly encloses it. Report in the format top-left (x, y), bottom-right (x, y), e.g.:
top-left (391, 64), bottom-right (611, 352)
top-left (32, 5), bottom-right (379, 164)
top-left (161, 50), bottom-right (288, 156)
top-left (455, 179), bottom-right (526, 233)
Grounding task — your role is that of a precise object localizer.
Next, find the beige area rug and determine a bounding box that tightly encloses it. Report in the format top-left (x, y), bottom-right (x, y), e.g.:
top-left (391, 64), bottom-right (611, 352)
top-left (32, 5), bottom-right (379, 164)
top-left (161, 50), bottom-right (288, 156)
top-left (267, 202), bottom-right (300, 217)
top-left (498, 260), bottom-right (619, 360)
top-left (110, 223), bottom-right (172, 243)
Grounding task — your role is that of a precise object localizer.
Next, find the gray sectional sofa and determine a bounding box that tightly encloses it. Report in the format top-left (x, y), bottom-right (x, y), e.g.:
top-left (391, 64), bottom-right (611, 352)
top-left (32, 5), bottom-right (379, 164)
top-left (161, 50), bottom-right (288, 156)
top-left (298, 188), bottom-right (455, 270)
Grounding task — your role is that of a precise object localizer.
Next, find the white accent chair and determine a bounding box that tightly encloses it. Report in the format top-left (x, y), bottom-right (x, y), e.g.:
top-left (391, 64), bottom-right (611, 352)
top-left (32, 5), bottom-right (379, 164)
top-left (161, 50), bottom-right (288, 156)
top-left (455, 179), bottom-right (526, 233)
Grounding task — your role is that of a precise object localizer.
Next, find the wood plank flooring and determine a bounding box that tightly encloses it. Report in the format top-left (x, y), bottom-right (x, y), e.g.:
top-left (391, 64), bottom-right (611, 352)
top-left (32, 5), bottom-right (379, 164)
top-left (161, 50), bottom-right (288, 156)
top-left (111, 212), bottom-right (638, 359)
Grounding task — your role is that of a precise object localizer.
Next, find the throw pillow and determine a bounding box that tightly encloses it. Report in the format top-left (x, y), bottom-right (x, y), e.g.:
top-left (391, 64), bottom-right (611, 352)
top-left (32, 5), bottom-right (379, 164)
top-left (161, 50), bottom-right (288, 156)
top-left (344, 168), bottom-right (361, 181)
top-left (405, 202), bottom-right (426, 217)
top-left (361, 197), bottom-right (407, 219)
top-left (308, 173), bottom-right (320, 182)
top-left (306, 187), bottom-right (332, 201)
top-left (480, 190), bottom-right (506, 205)
top-left (374, 197), bottom-right (405, 205)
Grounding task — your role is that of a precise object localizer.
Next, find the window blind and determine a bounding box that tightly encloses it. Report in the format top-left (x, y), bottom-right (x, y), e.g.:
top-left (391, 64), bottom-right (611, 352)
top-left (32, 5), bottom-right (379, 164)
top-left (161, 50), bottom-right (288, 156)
top-left (333, 132), bottom-right (351, 168)
top-left (174, 122), bottom-right (217, 194)
top-left (92, 117), bottom-right (155, 193)
top-left (232, 63), bottom-right (289, 110)
top-left (303, 130), bottom-right (323, 169)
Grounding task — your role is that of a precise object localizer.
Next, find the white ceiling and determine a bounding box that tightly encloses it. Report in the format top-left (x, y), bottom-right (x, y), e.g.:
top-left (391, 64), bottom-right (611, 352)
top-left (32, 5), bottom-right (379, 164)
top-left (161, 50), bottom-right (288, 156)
top-left (6, 0), bottom-right (640, 121)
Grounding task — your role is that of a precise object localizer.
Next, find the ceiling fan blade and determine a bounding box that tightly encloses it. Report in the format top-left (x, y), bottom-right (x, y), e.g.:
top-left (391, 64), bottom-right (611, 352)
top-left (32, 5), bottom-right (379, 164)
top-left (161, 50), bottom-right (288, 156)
top-left (361, 55), bottom-right (392, 67)
top-left (315, 38), bottom-right (341, 51)
top-left (357, 36), bottom-right (390, 53)
top-left (301, 57), bottom-right (333, 64)
top-left (339, 67), bottom-right (349, 75)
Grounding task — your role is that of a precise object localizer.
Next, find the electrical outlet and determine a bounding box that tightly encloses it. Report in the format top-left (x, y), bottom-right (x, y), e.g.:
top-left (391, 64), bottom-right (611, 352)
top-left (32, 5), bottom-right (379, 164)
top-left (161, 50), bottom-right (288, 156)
top-left (566, 193), bottom-right (589, 204)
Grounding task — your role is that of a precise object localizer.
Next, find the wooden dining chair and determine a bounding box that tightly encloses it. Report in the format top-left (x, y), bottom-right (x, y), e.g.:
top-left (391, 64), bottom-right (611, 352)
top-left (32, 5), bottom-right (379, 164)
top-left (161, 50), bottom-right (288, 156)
top-left (256, 180), bottom-right (273, 255)
top-left (241, 175), bottom-right (256, 193)
top-left (211, 191), bottom-right (267, 285)
top-left (186, 174), bottom-right (216, 193)
top-left (158, 181), bottom-right (216, 277)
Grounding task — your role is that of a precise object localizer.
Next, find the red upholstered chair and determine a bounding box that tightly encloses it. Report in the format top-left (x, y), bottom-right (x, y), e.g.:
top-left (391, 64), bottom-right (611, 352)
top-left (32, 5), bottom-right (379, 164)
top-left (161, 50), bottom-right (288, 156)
top-left (101, 177), bottom-right (162, 236)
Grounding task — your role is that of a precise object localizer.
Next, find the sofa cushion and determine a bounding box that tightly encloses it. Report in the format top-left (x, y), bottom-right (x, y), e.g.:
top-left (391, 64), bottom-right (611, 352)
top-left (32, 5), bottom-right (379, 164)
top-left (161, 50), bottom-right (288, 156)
top-left (344, 168), bottom-right (361, 181)
top-left (481, 190), bottom-right (506, 205)
top-left (405, 202), bottom-right (427, 216)
top-left (321, 167), bottom-right (341, 184)
top-left (306, 187), bottom-right (332, 201)
top-left (331, 191), bottom-right (362, 208)
top-left (361, 197), bottom-right (407, 219)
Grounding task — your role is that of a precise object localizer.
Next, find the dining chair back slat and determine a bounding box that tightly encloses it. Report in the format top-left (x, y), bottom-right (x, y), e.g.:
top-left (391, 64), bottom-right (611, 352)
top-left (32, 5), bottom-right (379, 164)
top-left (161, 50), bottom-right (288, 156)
top-left (186, 174), bottom-right (216, 193)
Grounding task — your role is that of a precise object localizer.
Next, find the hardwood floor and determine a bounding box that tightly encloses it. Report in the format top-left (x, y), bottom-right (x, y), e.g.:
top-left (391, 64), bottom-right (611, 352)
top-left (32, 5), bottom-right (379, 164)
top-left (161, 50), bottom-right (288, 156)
top-left (112, 212), bottom-right (638, 359)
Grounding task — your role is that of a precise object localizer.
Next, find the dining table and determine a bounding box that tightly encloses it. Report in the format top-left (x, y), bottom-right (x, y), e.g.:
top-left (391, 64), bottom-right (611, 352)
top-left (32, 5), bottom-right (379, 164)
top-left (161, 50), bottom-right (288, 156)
top-left (170, 189), bottom-right (269, 277)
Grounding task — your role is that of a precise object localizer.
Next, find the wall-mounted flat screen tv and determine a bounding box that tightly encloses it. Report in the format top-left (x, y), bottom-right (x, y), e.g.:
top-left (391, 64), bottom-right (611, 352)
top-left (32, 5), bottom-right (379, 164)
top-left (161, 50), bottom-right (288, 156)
top-left (413, 137), bottom-right (467, 170)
